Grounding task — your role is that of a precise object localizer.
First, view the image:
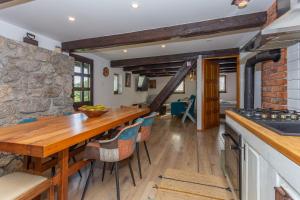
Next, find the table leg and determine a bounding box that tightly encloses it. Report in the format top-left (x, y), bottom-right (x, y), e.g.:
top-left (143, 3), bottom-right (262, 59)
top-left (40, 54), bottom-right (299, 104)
top-left (58, 149), bottom-right (69, 200)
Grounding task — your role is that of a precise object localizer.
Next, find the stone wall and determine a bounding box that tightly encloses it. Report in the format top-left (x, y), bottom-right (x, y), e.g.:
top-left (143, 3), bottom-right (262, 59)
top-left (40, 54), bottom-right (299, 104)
top-left (0, 35), bottom-right (74, 175)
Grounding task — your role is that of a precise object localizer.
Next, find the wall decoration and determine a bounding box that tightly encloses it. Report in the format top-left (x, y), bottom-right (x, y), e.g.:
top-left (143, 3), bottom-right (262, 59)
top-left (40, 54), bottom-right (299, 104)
top-left (125, 73), bottom-right (131, 87)
top-left (23, 32), bottom-right (38, 46)
top-left (149, 80), bottom-right (156, 89)
top-left (103, 67), bottom-right (109, 77)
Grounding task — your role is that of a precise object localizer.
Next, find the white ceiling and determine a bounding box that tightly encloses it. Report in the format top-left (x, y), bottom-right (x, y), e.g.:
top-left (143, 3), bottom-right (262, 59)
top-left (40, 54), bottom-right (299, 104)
top-left (0, 0), bottom-right (274, 60)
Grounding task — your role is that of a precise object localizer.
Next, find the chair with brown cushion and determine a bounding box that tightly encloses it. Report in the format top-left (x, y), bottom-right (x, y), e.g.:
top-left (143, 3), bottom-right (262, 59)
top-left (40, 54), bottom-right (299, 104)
top-left (81, 118), bottom-right (144, 200)
top-left (0, 172), bottom-right (54, 200)
top-left (136, 112), bottom-right (157, 179)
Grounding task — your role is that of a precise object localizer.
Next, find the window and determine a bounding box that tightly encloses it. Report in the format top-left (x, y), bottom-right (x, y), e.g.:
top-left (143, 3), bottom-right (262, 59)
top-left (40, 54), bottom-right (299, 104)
top-left (219, 75), bottom-right (226, 93)
top-left (71, 54), bottom-right (93, 108)
top-left (113, 74), bottom-right (122, 94)
top-left (174, 81), bottom-right (185, 94)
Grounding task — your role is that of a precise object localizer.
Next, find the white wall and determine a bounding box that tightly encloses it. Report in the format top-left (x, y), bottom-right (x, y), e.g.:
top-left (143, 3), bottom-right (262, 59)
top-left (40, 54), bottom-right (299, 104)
top-left (287, 43), bottom-right (300, 111)
top-left (220, 72), bottom-right (237, 102)
top-left (148, 75), bottom-right (196, 103)
top-left (76, 53), bottom-right (149, 108)
top-left (0, 19), bottom-right (60, 51)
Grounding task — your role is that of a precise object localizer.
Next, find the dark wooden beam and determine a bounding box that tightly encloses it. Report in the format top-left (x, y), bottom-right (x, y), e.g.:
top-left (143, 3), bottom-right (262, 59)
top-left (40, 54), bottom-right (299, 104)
top-left (219, 63), bottom-right (237, 68)
top-left (62, 12), bottom-right (267, 51)
top-left (220, 69), bottom-right (237, 73)
top-left (0, 0), bottom-right (32, 8)
top-left (150, 60), bottom-right (197, 111)
top-left (132, 68), bottom-right (179, 74)
top-left (147, 74), bottom-right (175, 77)
top-left (111, 48), bottom-right (239, 68)
top-left (123, 62), bottom-right (184, 71)
top-left (211, 58), bottom-right (237, 64)
top-left (144, 73), bottom-right (177, 77)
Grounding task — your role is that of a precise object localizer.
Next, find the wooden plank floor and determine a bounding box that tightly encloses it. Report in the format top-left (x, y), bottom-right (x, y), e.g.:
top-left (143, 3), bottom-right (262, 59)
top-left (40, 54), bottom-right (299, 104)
top-left (156, 169), bottom-right (233, 200)
top-left (68, 115), bottom-right (225, 200)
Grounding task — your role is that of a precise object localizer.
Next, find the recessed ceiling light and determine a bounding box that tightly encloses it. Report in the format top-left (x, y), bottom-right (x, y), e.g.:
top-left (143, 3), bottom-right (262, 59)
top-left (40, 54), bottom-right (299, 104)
top-left (68, 16), bottom-right (76, 22)
top-left (161, 44), bottom-right (166, 48)
top-left (232, 0), bottom-right (250, 9)
top-left (131, 2), bottom-right (139, 8)
top-left (123, 49), bottom-right (128, 53)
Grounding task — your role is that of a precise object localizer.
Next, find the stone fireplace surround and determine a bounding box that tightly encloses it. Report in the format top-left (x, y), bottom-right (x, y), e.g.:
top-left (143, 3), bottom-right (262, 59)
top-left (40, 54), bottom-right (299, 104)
top-left (0, 35), bottom-right (74, 176)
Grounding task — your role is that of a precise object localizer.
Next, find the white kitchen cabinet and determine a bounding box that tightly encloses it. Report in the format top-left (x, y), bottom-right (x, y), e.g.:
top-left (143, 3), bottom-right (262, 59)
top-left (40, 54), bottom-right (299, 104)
top-left (242, 142), bottom-right (260, 200)
top-left (228, 117), bottom-right (300, 200)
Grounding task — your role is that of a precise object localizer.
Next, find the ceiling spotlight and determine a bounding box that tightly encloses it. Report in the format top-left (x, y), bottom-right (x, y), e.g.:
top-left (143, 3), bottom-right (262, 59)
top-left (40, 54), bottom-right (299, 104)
top-left (68, 16), bottom-right (76, 22)
top-left (131, 2), bottom-right (139, 9)
top-left (161, 44), bottom-right (166, 48)
top-left (232, 0), bottom-right (250, 9)
top-left (123, 49), bottom-right (128, 53)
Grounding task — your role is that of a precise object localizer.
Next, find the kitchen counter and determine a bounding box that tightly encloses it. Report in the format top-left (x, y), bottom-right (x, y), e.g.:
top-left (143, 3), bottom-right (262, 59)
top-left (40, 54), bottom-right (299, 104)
top-left (226, 110), bottom-right (300, 166)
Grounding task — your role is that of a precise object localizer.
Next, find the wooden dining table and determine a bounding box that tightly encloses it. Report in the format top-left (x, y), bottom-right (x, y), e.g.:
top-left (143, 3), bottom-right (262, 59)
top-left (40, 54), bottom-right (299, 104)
top-left (0, 107), bottom-right (150, 200)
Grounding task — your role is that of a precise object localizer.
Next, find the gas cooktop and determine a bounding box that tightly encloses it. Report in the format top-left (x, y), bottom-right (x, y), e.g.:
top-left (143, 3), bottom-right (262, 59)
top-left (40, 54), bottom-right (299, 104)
top-left (235, 109), bottom-right (300, 136)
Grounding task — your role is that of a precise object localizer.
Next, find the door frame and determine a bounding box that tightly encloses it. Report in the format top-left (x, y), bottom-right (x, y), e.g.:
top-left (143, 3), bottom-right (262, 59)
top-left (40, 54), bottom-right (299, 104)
top-left (201, 54), bottom-right (240, 130)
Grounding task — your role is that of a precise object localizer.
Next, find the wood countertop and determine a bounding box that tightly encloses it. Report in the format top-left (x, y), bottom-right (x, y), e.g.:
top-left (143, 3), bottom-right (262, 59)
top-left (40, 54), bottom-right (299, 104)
top-left (226, 110), bottom-right (300, 166)
top-left (0, 107), bottom-right (150, 158)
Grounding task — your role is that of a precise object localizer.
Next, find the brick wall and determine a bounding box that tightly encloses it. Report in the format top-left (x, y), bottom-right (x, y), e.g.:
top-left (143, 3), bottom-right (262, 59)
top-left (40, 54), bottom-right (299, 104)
top-left (261, 0), bottom-right (288, 110)
top-left (262, 49), bottom-right (287, 110)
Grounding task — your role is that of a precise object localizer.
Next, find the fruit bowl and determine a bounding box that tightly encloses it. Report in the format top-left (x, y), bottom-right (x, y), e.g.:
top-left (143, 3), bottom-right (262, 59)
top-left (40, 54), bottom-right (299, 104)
top-left (78, 105), bottom-right (109, 118)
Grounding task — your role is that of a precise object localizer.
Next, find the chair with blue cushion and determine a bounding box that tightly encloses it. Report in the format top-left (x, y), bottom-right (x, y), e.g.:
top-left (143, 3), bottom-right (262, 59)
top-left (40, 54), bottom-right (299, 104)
top-left (81, 118), bottom-right (144, 200)
top-left (171, 95), bottom-right (196, 118)
top-left (135, 112), bottom-right (157, 179)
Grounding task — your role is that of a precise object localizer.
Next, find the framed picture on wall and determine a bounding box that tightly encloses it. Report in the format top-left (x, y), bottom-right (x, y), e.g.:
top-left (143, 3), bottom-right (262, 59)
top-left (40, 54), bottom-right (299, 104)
top-left (125, 73), bottom-right (131, 87)
top-left (149, 80), bottom-right (156, 89)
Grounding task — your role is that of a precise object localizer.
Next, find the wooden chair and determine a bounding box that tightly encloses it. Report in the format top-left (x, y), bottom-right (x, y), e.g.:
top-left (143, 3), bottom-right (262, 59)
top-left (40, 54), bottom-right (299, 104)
top-left (81, 118), bottom-right (144, 200)
top-left (0, 172), bottom-right (54, 200)
top-left (135, 112), bottom-right (157, 179)
top-left (181, 98), bottom-right (196, 123)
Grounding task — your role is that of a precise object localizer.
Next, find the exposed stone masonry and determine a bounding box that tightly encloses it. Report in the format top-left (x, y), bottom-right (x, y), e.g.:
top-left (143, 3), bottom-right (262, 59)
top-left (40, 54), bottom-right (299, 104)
top-left (0, 35), bottom-right (74, 176)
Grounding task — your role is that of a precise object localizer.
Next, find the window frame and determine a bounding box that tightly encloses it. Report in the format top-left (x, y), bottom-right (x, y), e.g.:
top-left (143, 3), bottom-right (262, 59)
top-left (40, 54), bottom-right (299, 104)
top-left (174, 80), bottom-right (185, 94)
top-left (70, 54), bottom-right (94, 109)
top-left (219, 75), bottom-right (227, 93)
top-left (113, 73), bottom-right (123, 95)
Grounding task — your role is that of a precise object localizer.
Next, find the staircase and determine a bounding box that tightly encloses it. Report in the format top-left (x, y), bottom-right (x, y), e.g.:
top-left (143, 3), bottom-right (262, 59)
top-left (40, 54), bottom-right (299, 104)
top-left (150, 60), bottom-right (197, 112)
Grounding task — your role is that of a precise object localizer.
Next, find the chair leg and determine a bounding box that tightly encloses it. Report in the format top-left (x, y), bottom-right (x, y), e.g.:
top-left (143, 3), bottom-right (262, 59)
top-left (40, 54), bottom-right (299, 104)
top-left (128, 158), bottom-right (136, 186)
top-left (114, 162), bottom-right (121, 200)
top-left (48, 185), bottom-right (55, 200)
top-left (144, 141), bottom-right (151, 165)
top-left (51, 166), bottom-right (56, 177)
top-left (110, 163), bottom-right (115, 175)
top-left (136, 143), bottom-right (142, 179)
top-left (72, 157), bottom-right (82, 178)
top-left (102, 162), bottom-right (106, 182)
top-left (81, 161), bottom-right (95, 200)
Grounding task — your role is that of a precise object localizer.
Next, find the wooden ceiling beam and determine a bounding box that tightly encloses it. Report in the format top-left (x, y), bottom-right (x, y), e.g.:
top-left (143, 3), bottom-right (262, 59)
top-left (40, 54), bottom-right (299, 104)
top-left (123, 62), bottom-right (184, 71)
top-left (219, 63), bottom-right (237, 68)
top-left (132, 68), bottom-right (179, 74)
top-left (62, 12), bottom-right (267, 51)
top-left (111, 48), bottom-right (239, 68)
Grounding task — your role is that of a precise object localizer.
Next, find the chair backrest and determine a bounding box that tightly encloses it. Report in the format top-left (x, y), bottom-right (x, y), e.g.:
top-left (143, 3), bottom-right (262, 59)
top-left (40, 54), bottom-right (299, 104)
top-left (137, 112), bottom-right (157, 142)
top-left (141, 112), bottom-right (157, 127)
top-left (116, 118), bottom-right (144, 160)
top-left (17, 117), bottom-right (37, 124)
top-left (63, 111), bottom-right (73, 116)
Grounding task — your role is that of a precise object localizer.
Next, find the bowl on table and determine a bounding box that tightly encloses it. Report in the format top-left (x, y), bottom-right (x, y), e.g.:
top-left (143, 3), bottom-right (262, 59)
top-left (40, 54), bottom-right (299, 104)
top-left (78, 105), bottom-right (109, 118)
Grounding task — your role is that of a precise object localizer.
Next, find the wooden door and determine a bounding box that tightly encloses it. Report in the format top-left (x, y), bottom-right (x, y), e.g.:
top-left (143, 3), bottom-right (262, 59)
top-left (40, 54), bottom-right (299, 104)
top-left (202, 59), bottom-right (220, 129)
